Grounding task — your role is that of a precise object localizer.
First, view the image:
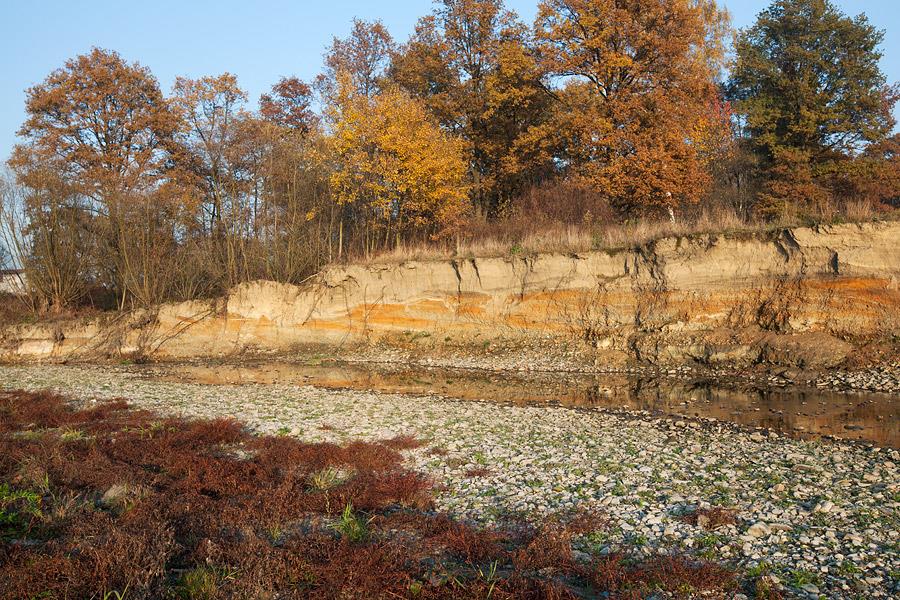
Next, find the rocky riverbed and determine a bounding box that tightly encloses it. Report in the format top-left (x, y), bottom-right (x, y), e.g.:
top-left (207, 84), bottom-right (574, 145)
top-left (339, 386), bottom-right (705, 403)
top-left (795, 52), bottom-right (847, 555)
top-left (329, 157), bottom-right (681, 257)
top-left (339, 342), bottom-right (900, 395)
top-left (814, 362), bottom-right (900, 395)
top-left (1, 364), bottom-right (898, 599)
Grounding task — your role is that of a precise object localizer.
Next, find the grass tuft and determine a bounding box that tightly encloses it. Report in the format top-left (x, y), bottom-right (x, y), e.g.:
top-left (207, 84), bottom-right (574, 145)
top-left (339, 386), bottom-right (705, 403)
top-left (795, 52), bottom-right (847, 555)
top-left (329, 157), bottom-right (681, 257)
top-left (306, 466), bottom-right (353, 492)
top-left (333, 502), bottom-right (371, 543)
top-left (0, 483), bottom-right (43, 540)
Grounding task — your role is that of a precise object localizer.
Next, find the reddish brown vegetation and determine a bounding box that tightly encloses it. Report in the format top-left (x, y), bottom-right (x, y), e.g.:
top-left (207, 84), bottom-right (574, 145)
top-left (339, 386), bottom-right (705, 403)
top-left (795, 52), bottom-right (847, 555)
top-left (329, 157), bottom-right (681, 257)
top-left (679, 506), bottom-right (738, 530)
top-left (463, 467), bottom-right (493, 478)
top-left (1, 390), bottom-right (746, 599)
top-left (381, 433), bottom-right (425, 450)
top-left (592, 554), bottom-right (738, 599)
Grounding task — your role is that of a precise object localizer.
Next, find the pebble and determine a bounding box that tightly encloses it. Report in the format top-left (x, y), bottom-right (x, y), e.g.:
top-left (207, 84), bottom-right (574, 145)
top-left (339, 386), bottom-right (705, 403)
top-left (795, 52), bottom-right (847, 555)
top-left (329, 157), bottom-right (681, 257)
top-left (747, 522), bottom-right (772, 538)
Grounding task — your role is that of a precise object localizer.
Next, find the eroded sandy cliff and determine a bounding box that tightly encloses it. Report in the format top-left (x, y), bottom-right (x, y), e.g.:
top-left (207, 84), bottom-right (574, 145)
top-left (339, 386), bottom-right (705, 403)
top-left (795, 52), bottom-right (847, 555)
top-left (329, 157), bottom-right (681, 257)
top-left (2, 222), bottom-right (898, 370)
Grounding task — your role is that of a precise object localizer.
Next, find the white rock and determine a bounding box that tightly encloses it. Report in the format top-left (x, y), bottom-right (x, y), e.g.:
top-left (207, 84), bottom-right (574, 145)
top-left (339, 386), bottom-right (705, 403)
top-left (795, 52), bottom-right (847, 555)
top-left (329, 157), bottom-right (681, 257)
top-left (747, 522), bottom-right (772, 538)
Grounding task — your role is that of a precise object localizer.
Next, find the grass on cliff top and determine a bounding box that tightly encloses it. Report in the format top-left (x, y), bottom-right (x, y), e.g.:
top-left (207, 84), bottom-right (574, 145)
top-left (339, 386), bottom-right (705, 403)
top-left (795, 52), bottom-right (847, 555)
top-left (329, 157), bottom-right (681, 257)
top-left (366, 203), bottom-right (900, 264)
top-left (0, 389), bottom-right (767, 599)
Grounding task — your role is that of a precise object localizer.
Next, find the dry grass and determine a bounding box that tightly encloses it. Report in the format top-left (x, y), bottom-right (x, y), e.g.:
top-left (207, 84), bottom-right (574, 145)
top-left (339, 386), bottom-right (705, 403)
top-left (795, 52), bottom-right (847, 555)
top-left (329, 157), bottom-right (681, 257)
top-left (0, 390), bottom-right (762, 599)
top-left (365, 205), bottom-right (900, 265)
top-left (679, 506), bottom-right (738, 530)
top-left (361, 181), bottom-right (900, 265)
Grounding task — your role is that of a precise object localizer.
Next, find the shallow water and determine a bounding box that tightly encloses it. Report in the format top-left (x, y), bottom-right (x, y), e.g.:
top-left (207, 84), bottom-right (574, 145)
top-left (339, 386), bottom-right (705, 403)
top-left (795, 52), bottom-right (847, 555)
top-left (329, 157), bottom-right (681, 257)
top-left (147, 360), bottom-right (899, 447)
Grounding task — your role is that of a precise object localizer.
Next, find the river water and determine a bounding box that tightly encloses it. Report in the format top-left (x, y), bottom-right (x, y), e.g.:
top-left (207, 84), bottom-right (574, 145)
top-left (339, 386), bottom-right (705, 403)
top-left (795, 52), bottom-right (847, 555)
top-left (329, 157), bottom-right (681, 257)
top-left (146, 360), bottom-right (899, 447)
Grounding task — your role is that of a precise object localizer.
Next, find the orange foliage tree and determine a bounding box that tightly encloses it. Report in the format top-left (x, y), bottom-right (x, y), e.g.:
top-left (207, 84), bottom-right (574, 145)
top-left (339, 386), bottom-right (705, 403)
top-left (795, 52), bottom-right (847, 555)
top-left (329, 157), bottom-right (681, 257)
top-left (535, 0), bottom-right (729, 218)
top-left (390, 1), bottom-right (555, 216)
top-left (328, 75), bottom-right (469, 254)
top-left (259, 77), bottom-right (317, 133)
top-left (9, 48), bottom-right (189, 307)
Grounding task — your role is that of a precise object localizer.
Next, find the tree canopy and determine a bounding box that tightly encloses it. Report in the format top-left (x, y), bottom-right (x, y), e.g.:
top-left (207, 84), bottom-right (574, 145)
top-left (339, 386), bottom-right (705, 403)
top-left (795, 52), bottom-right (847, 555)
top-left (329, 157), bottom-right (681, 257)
top-left (3, 0), bottom-right (898, 312)
top-left (729, 0), bottom-right (897, 159)
top-left (727, 0), bottom-right (899, 215)
top-left (329, 75), bottom-right (469, 246)
top-left (536, 0), bottom-right (731, 215)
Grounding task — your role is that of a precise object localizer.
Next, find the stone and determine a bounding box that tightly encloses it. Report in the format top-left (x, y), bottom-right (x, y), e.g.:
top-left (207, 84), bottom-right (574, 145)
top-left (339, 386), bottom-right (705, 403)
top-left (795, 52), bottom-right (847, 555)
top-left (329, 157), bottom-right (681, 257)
top-left (100, 483), bottom-right (132, 507)
top-left (747, 522), bottom-right (771, 538)
top-left (801, 584), bottom-right (820, 595)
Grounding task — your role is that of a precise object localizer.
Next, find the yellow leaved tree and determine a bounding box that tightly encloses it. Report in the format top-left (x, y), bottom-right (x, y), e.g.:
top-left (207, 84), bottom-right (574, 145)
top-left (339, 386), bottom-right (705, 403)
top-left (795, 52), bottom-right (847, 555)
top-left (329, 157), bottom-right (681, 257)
top-left (329, 74), bottom-right (469, 256)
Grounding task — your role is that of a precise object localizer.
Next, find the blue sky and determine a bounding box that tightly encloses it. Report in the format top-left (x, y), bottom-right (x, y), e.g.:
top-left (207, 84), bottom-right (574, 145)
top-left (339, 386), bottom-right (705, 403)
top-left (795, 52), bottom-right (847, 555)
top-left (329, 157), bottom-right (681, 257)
top-left (1, 0), bottom-right (898, 162)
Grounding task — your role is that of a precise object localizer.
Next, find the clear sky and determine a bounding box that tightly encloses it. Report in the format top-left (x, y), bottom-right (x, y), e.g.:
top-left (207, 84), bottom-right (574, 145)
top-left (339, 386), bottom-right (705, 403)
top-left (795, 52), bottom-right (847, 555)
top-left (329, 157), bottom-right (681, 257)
top-left (1, 0), bottom-right (898, 162)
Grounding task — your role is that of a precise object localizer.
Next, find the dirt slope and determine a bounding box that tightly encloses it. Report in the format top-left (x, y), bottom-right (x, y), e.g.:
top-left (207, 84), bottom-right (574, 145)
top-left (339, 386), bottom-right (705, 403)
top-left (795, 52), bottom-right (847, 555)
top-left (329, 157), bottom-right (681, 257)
top-left (2, 222), bottom-right (898, 370)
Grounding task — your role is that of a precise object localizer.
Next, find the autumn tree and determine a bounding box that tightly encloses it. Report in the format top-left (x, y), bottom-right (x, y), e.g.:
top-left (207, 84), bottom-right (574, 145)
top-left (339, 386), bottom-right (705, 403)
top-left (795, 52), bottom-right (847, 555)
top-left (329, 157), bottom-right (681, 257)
top-left (257, 76), bottom-right (329, 275)
top-left (0, 168), bottom-right (89, 311)
top-left (228, 112), bottom-right (334, 282)
top-left (171, 74), bottom-right (247, 232)
top-left (259, 76), bottom-right (317, 133)
top-left (688, 95), bottom-right (763, 217)
top-left (9, 48), bottom-right (186, 308)
top-left (329, 75), bottom-right (469, 255)
top-left (388, 16), bottom-right (457, 126)
top-left (535, 0), bottom-right (730, 218)
top-left (855, 135), bottom-right (900, 206)
top-left (320, 18), bottom-right (395, 99)
top-left (171, 74), bottom-right (257, 286)
top-left (479, 21), bottom-right (559, 209)
top-left (390, 1), bottom-right (554, 216)
top-left (727, 0), bottom-right (899, 216)
top-left (821, 134), bottom-right (900, 210)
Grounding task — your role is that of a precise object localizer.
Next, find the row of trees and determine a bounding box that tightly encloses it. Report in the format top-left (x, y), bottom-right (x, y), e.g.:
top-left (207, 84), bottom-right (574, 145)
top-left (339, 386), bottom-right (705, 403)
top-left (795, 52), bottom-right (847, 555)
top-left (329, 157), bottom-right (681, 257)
top-left (2, 0), bottom-right (898, 312)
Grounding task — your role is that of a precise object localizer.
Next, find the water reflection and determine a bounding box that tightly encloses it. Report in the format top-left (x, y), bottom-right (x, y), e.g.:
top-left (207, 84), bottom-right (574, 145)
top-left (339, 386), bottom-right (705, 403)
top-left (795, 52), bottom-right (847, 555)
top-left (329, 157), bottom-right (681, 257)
top-left (148, 361), bottom-right (899, 447)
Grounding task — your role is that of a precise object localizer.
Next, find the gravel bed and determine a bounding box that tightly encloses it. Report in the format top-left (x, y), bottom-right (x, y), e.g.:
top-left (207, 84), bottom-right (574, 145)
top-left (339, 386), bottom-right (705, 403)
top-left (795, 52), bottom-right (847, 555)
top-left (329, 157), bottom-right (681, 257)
top-left (815, 362), bottom-right (900, 395)
top-left (1, 365), bottom-right (898, 599)
top-left (344, 345), bottom-right (900, 394)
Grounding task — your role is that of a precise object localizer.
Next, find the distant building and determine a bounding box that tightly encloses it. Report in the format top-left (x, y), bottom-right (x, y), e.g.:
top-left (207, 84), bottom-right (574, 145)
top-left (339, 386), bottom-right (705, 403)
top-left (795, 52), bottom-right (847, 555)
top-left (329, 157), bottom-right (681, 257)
top-left (0, 269), bottom-right (26, 295)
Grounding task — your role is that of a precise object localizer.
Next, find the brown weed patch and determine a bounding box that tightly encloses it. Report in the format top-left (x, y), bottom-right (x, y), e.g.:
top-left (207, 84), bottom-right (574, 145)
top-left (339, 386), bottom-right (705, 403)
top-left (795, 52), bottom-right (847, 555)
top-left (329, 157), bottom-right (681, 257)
top-left (591, 553), bottom-right (738, 598)
top-left (463, 466), bottom-right (492, 478)
top-left (679, 506), bottom-right (738, 530)
top-left (381, 433), bottom-right (425, 450)
top-left (0, 390), bottom-right (744, 599)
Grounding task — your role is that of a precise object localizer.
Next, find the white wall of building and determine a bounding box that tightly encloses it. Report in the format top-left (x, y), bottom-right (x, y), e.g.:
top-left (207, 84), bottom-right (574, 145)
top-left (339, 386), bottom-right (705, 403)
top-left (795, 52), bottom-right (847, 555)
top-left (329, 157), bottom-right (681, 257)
top-left (0, 271), bottom-right (25, 295)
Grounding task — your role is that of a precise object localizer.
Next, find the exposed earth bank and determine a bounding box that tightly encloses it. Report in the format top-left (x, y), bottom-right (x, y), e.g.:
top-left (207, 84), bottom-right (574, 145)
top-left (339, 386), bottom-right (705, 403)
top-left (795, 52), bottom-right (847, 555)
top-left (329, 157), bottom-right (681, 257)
top-left (2, 222), bottom-right (899, 384)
